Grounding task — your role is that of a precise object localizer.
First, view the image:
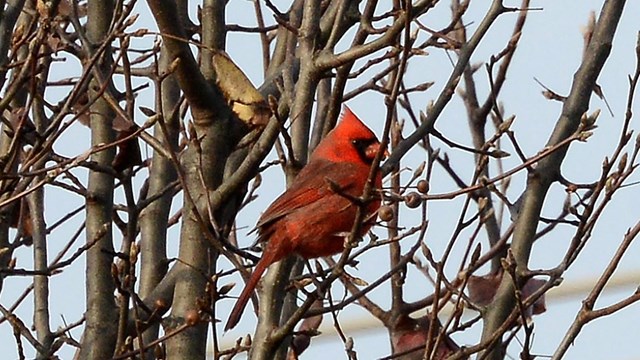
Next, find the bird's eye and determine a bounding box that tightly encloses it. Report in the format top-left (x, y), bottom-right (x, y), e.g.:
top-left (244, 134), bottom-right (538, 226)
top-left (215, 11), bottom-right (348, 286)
top-left (351, 139), bottom-right (366, 150)
top-left (351, 138), bottom-right (376, 164)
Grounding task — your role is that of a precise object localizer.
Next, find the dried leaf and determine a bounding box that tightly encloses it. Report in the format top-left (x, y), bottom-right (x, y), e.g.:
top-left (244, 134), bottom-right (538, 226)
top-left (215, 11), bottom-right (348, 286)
top-left (290, 300), bottom-right (323, 357)
top-left (112, 125), bottom-right (142, 173)
top-left (391, 314), bottom-right (462, 360)
top-left (47, 33), bottom-right (64, 53)
top-left (211, 50), bottom-right (271, 126)
top-left (72, 92), bottom-right (133, 132)
top-left (8, 200), bottom-right (33, 240)
top-left (468, 271), bottom-right (547, 321)
top-left (468, 272), bottom-right (502, 306)
top-left (522, 278), bottom-right (547, 316)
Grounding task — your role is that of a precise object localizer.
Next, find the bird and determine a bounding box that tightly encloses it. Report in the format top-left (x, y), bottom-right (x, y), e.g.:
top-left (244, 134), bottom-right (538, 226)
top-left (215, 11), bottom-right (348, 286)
top-left (225, 107), bottom-right (385, 331)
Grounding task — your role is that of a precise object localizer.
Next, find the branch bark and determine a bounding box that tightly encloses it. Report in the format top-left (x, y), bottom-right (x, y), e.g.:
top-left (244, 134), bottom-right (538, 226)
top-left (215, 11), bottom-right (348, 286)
top-left (78, 1), bottom-right (118, 358)
top-left (479, 1), bottom-right (627, 358)
top-left (146, 0), bottom-right (226, 123)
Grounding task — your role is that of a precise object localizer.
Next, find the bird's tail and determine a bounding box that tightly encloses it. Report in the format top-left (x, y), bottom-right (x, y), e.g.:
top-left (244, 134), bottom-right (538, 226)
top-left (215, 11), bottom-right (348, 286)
top-left (225, 257), bottom-right (270, 331)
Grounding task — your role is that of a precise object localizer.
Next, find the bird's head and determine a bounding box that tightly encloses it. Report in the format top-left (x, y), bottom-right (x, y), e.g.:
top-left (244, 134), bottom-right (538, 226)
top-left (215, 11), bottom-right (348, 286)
top-left (311, 107), bottom-right (386, 165)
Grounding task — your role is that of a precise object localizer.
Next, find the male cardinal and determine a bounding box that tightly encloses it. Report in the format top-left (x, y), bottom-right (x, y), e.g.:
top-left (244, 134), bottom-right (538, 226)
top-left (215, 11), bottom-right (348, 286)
top-left (225, 107), bottom-right (385, 330)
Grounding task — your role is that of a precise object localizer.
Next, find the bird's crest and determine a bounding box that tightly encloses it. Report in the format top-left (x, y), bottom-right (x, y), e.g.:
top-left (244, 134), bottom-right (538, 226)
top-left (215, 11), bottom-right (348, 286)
top-left (311, 107), bottom-right (380, 164)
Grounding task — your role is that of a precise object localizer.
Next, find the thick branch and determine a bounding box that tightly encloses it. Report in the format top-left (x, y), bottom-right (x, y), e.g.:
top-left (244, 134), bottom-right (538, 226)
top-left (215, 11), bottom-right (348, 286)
top-left (381, 0), bottom-right (507, 175)
top-left (146, 0), bottom-right (226, 122)
top-left (78, 1), bottom-right (118, 358)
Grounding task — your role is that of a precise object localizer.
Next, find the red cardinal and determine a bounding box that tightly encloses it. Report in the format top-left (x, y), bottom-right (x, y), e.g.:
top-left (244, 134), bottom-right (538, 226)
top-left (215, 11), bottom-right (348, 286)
top-left (225, 107), bottom-right (385, 330)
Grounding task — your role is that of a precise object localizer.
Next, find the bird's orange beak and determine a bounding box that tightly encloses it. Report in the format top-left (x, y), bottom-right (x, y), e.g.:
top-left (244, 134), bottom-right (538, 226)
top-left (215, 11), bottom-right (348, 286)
top-left (365, 142), bottom-right (389, 160)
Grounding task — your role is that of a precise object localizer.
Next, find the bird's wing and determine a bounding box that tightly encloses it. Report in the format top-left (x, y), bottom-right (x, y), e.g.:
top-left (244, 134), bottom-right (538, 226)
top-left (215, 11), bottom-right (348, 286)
top-left (255, 160), bottom-right (361, 231)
